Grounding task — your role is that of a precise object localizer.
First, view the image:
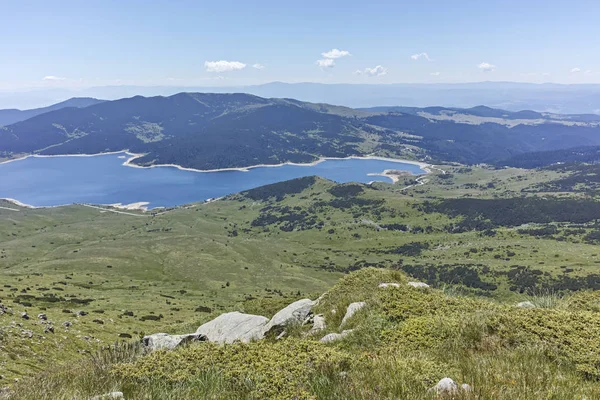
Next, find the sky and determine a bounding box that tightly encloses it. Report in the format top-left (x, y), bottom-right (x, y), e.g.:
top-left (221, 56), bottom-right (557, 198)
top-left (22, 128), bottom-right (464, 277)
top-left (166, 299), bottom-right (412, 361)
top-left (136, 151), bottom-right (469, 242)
top-left (1, 0), bottom-right (600, 90)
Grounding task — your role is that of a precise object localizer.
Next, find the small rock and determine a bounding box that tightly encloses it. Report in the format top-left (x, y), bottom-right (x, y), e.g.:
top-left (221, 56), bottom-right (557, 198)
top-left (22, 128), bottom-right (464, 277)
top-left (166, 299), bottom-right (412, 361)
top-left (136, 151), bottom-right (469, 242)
top-left (430, 377), bottom-right (458, 393)
top-left (90, 391), bottom-right (124, 400)
top-left (63, 321), bottom-right (72, 328)
top-left (517, 301), bottom-right (535, 309)
top-left (378, 283), bottom-right (401, 288)
top-left (461, 383), bottom-right (473, 392)
top-left (341, 302), bottom-right (366, 326)
top-left (44, 325), bottom-right (54, 334)
top-left (37, 313), bottom-right (47, 321)
top-left (308, 314), bottom-right (326, 334)
top-left (77, 310), bottom-right (88, 317)
top-left (20, 312), bottom-right (29, 320)
top-left (319, 329), bottom-right (353, 343)
top-left (407, 281), bottom-right (430, 288)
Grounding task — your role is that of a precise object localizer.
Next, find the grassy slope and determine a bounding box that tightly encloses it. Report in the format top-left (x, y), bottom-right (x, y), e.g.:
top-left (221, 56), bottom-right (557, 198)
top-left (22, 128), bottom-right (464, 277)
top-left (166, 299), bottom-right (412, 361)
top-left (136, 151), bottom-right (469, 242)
top-left (2, 165), bottom-right (600, 393)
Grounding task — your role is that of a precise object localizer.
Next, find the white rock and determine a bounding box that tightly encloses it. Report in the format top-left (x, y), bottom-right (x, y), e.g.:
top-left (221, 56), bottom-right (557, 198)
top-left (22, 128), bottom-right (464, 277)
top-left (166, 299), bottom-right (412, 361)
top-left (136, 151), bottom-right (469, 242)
top-left (309, 314), bottom-right (327, 334)
top-left (263, 298), bottom-right (315, 334)
top-left (517, 301), bottom-right (536, 309)
top-left (378, 283), bottom-right (401, 288)
top-left (142, 333), bottom-right (205, 351)
top-left (431, 377), bottom-right (458, 393)
top-left (319, 329), bottom-right (353, 343)
top-left (341, 302), bottom-right (366, 326)
top-left (461, 383), bottom-right (473, 392)
top-left (196, 311), bottom-right (268, 344)
top-left (90, 391), bottom-right (124, 400)
top-left (407, 281), bottom-right (430, 288)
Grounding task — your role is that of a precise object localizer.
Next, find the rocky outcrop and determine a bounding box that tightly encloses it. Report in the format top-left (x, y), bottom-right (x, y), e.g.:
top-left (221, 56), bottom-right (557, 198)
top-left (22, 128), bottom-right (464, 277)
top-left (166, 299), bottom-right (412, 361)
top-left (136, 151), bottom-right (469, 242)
top-left (142, 333), bottom-right (206, 351)
top-left (319, 329), bottom-right (353, 343)
top-left (196, 312), bottom-right (269, 344)
top-left (263, 299), bottom-right (314, 335)
top-left (341, 302), bottom-right (366, 326)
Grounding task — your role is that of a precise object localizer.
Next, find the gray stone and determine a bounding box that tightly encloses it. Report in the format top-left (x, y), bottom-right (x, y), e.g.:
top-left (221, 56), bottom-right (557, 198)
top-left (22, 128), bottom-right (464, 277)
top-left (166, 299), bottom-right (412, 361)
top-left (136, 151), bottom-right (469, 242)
top-left (430, 377), bottom-right (458, 393)
top-left (517, 301), bottom-right (536, 309)
top-left (341, 302), bottom-right (366, 326)
top-left (20, 312), bottom-right (29, 320)
top-left (142, 332), bottom-right (206, 351)
top-left (90, 391), bottom-right (124, 400)
top-left (319, 329), bottom-right (353, 343)
top-left (407, 281), bottom-right (430, 288)
top-left (37, 313), bottom-right (47, 321)
top-left (196, 311), bottom-right (268, 344)
top-left (378, 283), bottom-right (400, 288)
top-left (308, 314), bottom-right (326, 334)
top-left (461, 383), bottom-right (473, 392)
top-left (263, 298), bottom-right (315, 334)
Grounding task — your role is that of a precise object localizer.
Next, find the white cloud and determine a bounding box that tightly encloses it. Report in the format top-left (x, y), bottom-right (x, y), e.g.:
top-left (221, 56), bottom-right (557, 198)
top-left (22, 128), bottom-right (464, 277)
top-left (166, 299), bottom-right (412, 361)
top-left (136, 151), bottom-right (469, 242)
top-left (321, 49), bottom-right (351, 59)
top-left (43, 75), bottom-right (66, 81)
top-left (204, 60), bottom-right (246, 73)
top-left (430, 72), bottom-right (441, 76)
top-left (411, 52), bottom-right (432, 61)
top-left (585, 69), bottom-right (593, 75)
top-left (316, 58), bottom-right (336, 68)
top-left (355, 65), bottom-right (388, 77)
top-left (252, 63), bottom-right (265, 70)
top-left (570, 67), bottom-right (581, 73)
top-left (477, 62), bottom-right (496, 72)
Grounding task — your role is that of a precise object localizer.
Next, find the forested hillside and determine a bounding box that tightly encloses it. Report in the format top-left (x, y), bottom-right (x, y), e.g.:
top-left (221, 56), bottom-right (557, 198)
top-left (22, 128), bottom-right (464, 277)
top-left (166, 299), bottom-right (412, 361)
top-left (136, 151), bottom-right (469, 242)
top-left (2, 93), bottom-right (600, 169)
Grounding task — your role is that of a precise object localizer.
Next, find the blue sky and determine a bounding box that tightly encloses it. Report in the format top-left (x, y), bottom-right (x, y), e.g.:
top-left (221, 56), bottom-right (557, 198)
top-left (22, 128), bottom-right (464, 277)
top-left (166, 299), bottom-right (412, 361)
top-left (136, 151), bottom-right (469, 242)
top-left (2, 0), bottom-right (599, 90)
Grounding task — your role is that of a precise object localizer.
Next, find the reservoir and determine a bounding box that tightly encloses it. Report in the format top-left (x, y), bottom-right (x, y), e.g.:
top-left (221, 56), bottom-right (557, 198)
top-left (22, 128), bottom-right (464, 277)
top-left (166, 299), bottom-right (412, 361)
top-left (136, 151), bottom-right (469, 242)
top-left (0, 152), bottom-right (425, 209)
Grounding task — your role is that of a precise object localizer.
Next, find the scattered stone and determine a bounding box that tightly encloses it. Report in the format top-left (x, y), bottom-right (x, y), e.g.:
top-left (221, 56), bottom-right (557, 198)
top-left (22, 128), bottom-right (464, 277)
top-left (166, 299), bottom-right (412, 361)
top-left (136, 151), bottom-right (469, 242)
top-left (430, 377), bottom-right (458, 394)
top-left (142, 332), bottom-right (206, 351)
top-left (118, 333), bottom-right (133, 339)
top-left (517, 301), bottom-right (536, 309)
top-left (90, 391), bottom-right (124, 400)
top-left (461, 383), bottom-right (473, 392)
top-left (319, 329), bottom-right (353, 343)
top-left (341, 302), bottom-right (366, 326)
top-left (20, 312), bottom-right (29, 320)
top-left (63, 321), bottom-right (72, 328)
top-left (37, 313), bottom-right (47, 321)
top-left (407, 281), bottom-right (430, 288)
top-left (44, 325), bottom-right (54, 334)
top-left (263, 298), bottom-right (315, 335)
top-left (308, 314), bottom-right (326, 334)
top-left (21, 329), bottom-right (33, 338)
top-left (378, 283), bottom-right (401, 288)
top-left (196, 311), bottom-right (268, 344)
top-left (77, 310), bottom-right (88, 317)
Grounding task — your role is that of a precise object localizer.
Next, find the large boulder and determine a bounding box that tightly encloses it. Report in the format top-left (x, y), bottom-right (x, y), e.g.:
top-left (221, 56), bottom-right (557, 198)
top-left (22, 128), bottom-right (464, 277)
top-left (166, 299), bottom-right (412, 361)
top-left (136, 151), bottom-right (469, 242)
top-left (341, 302), bottom-right (366, 326)
top-left (142, 333), bottom-right (206, 351)
top-left (263, 299), bottom-right (315, 335)
top-left (196, 312), bottom-right (268, 343)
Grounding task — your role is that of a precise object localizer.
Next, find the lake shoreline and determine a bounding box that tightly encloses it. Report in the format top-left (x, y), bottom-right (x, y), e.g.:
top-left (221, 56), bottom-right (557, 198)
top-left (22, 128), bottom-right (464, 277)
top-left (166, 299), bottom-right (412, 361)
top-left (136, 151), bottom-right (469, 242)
top-left (0, 151), bottom-right (433, 210)
top-left (0, 150), bottom-right (431, 174)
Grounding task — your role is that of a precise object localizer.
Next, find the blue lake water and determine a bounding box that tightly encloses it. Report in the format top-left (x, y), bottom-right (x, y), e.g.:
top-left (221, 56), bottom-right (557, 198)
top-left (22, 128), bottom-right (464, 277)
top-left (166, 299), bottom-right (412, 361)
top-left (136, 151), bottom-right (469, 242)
top-left (0, 152), bottom-right (425, 209)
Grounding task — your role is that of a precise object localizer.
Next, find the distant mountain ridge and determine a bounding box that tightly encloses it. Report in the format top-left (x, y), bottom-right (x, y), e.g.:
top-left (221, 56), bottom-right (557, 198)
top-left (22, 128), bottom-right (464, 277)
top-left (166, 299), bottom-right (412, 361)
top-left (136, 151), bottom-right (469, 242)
top-left (2, 82), bottom-right (600, 113)
top-left (0, 97), bottom-right (105, 127)
top-left (1, 92), bottom-right (600, 170)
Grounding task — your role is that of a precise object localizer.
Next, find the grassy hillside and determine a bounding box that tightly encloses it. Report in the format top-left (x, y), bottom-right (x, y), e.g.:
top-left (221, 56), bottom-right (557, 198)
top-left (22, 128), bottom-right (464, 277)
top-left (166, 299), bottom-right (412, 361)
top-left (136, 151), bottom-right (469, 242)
top-left (2, 165), bottom-right (600, 392)
top-left (6, 267), bottom-right (600, 399)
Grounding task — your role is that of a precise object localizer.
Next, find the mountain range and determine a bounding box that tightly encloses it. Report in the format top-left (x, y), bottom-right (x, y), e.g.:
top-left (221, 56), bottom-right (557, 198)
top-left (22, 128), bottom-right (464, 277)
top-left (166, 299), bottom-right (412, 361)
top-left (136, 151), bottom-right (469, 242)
top-left (1, 92), bottom-right (600, 170)
top-left (3, 82), bottom-right (600, 114)
top-left (0, 97), bottom-right (105, 126)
